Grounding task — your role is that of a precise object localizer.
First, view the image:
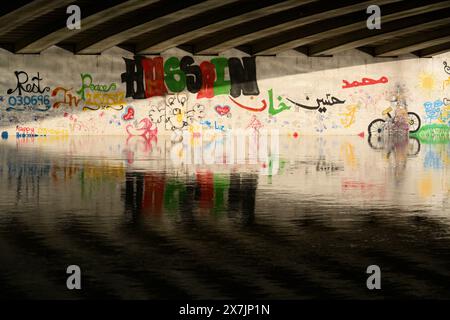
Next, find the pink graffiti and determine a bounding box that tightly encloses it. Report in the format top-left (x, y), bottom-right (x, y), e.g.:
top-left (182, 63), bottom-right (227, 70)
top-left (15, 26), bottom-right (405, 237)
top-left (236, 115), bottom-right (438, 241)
top-left (126, 118), bottom-right (158, 139)
top-left (246, 115), bottom-right (263, 132)
top-left (125, 118), bottom-right (157, 164)
top-left (122, 106), bottom-right (135, 121)
top-left (214, 105), bottom-right (230, 116)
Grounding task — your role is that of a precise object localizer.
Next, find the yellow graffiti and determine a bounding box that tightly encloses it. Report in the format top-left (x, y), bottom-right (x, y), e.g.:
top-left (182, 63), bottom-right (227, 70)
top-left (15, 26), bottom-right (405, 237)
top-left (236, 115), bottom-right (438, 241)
top-left (339, 104), bottom-right (359, 128)
top-left (443, 76), bottom-right (450, 89)
top-left (36, 127), bottom-right (69, 136)
top-left (437, 105), bottom-right (450, 124)
top-left (85, 91), bottom-right (126, 107)
top-left (418, 174), bottom-right (433, 198)
top-left (419, 73), bottom-right (436, 92)
top-left (340, 142), bottom-right (358, 169)
top-left (83, 162), bottom-right (125, 180)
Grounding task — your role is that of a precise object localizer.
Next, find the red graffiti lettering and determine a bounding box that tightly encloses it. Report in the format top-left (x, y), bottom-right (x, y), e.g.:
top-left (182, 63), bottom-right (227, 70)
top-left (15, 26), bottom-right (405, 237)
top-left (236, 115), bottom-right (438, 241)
top-left (141, 57), bottom-right (167, 98)
top-left (197, 61), bottom-right (216, 99)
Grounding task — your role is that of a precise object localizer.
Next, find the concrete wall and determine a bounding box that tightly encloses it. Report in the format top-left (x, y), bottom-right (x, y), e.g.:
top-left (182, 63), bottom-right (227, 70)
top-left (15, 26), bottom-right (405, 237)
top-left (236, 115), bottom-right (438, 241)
top-left (0, 47), bottom-right (449, 138)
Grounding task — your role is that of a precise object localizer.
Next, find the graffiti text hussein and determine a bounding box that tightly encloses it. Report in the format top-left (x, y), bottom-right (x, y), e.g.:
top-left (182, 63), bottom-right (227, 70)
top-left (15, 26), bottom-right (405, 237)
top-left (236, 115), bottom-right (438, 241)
top-left (121, 56), bottom-right (259, 99)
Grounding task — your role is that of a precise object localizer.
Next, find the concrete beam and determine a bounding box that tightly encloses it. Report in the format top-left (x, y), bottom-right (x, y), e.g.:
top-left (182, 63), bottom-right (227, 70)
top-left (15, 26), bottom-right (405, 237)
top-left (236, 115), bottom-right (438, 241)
top-left (308, 8), bottom-right (450, 56)
top-left (75, 0), bottom-right (239, 54)
top-left (192, 0), bottom-right (400, 55)
top-left (374, 27), bottom-right (450, 56)
top-left (15, 0), bottom-right (160, 54)
top-left (0, 0), bottom-right (73, 37)
top-left (249, 0), bottom-right (450, 55)
top-left (136, 0), bottom-right (302, 54)
top-left (416, 42), bottom-right (450, 57)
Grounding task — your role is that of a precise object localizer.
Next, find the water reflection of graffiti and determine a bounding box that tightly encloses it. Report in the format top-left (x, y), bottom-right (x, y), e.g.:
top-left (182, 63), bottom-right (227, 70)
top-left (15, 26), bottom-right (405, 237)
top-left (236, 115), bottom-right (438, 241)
top-left (315, 159), bottom-right (343, 173)
top-left (126, 118), bottom-right (158, 139)
top-left (424, 148), bottom-right (443, 169)
top-left (123, 171), bottom-right (257, 221)
top-left (3, 161), bottom-right (51, 178)
top-left (169, 131), bottom-right (278, 175)
top-left (341, 179), bottom-right (386, 199)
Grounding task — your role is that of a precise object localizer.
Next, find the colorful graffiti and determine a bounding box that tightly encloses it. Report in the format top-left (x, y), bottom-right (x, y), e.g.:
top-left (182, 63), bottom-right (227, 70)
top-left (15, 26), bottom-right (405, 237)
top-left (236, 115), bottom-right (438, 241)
top-left (0, 53), bottom-right (449, 138)
top-left (15, 125), bottom-right (68, 137)
top-left (339, 104), bottom-right (359, 128)
top-left (443, 61), bottom-right (450, 88)
top-left (121, 56), bottom-right (259, 99)
top-left (214, 105), bottom-right (231, 117)
top-left (149, 93), bottom-right (205, 131)
top-left (126, 118), bottom-right (158, 139)
top-left (267, 89), bottom-right (291, 116)
top-left (419, 72), bottom-right (436, 93)
top-left (423, 100), bottom-right (450, 125)
top-left (246, 115), bottom-right (263, 132)
top-left (6, 71), bottom-right (51, 112)
top-left (122, 106), bottom-right (135, 121)
top-left (412, 124), bottom-right (450, 143)
top-left (52, 87), bottom-right (82, 109)
top-left (342, 76), bottom-right (388, 89)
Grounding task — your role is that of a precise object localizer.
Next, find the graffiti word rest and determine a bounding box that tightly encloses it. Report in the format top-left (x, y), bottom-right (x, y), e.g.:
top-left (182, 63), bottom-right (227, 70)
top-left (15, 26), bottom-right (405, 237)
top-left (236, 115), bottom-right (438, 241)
top-left (7, 71), bottom-right (50, 96)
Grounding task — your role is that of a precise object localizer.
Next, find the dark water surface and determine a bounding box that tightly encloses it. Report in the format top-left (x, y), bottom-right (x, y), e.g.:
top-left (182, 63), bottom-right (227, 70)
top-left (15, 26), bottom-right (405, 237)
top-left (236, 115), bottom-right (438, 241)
top-left (0, 134), bottom-right (449, 299)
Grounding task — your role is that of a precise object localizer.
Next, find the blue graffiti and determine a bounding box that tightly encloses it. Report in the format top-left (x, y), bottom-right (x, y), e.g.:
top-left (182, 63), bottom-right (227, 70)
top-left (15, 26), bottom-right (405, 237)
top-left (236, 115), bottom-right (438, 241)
top-left (423, 100), bottom-right (444, 123)
top-left (5, 161), bottom-right (51, 178)
top-left (200, 120), bottom-right (225, 132)
top-left (6, 95), bottom-right (51, 112)
top-left (424, 149), bottom-right (443, 169)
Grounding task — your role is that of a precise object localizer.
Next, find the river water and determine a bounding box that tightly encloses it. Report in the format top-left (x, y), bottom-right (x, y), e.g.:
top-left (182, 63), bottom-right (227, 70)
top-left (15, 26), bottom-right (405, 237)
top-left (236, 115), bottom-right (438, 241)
top-left (0, 133), bottom-right (449, 299)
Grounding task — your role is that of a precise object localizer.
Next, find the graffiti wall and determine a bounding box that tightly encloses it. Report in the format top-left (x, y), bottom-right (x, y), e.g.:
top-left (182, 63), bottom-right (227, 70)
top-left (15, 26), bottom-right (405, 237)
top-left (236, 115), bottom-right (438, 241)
top-left (0, 47), bottom-right (449, 138)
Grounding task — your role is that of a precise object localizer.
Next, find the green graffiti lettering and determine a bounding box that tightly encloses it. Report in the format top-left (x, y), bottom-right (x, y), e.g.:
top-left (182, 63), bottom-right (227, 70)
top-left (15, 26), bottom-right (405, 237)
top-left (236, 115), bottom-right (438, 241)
top-left (164, 57), bottom-right (186, 92)
top-left (211, 57), bottom-right (230, 96)
top-left (268, 89), bottom-right (291, 116)
top-left (77, 73), bottom-right (117, 101)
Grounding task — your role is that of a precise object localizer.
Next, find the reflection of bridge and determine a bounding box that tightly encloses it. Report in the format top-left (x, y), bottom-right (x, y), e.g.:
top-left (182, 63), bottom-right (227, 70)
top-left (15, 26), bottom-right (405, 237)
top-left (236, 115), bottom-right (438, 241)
top-left (1, 0), bottom-right (450, 57)
top-left (1, 135), bottom-right (450, 298)
top-left (2, 184), bottom-right (450, 299)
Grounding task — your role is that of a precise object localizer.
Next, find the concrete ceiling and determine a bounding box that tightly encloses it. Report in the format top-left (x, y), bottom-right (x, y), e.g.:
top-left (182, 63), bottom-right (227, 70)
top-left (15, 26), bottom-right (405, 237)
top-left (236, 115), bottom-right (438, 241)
top-left (0, 0), bottom-right (449, 57)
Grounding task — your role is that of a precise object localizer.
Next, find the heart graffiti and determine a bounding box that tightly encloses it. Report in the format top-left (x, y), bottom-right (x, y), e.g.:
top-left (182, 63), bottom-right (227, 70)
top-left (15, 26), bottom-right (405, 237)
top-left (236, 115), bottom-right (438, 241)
top-left (122, 106), bottom-right (135, 121)
top-left (214, 105), bottom-right (230, 116)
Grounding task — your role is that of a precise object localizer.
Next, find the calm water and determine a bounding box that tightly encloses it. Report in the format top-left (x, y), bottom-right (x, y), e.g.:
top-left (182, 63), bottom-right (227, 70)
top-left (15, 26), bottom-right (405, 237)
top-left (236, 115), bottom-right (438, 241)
top-left (0, 133), bottom-right (449, 299)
